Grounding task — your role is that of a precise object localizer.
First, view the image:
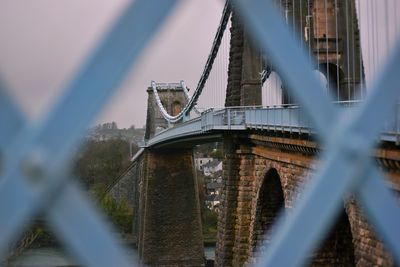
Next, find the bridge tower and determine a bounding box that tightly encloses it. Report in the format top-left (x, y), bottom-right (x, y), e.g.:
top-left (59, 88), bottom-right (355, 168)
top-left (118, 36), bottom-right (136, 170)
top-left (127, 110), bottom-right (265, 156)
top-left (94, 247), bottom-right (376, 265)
top-left (217, 1), bottom-right (365, 266)
top-left (138, 81), bottom-right (204, 266)
top-left (225, 0), bottom-right (363, 107)
top-left (224, 8), bottom-right (263, 107)
top-left (305, 0), bottom-right (364, 100)
top-left (145, 82), bottom-right (188, 140)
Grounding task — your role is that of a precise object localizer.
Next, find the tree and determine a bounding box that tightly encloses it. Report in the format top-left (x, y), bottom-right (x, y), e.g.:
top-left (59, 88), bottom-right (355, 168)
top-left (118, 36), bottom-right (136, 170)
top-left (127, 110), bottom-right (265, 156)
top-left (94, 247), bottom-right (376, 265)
top-left (73, 139), bottom-right (138, 191)
top-left (210, 148), bottom-right (223, 159)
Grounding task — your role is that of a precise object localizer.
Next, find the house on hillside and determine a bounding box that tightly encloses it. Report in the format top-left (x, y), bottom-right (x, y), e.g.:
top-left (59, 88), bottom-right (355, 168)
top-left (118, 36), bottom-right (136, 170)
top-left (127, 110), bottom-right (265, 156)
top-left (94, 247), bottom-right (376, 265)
top-left (205, 194), bottom-right (221, 211)
top-left (206, 182), bottom-right (223, 196)
top-left (203, 159), bottom-right (222, 176)
top-left (194, 157), bottom-right (214, 171)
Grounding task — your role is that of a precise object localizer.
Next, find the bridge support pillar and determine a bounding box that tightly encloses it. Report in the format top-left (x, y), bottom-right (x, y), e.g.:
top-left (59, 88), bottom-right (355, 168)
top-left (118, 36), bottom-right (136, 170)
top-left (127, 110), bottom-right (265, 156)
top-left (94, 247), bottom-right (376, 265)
top-left (215, 135), bottom-right (245, 266)
top-left (240, 33), bottom-right (262, 106)
top-left (138, 148), bottom-right (204, 266)
top-left (225, 8), bottom-right (262, 108)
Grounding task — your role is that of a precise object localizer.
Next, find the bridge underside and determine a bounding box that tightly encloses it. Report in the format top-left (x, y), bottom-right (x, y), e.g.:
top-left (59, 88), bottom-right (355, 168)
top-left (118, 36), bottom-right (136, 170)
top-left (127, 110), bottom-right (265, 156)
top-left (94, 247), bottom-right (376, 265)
top-left (146, 133), bottom-right (224, 149)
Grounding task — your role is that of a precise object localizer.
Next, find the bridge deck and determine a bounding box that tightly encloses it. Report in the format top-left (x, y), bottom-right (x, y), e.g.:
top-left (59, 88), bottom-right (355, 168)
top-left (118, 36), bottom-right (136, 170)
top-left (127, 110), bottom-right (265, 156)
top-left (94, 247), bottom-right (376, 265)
top-left (144, 103), bottom-right (400, 148)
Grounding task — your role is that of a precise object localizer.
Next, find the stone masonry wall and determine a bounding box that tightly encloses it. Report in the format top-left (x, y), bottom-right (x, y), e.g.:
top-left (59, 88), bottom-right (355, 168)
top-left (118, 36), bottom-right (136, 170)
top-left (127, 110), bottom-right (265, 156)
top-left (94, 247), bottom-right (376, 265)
top-left (224, 9), bottom-right (243, 107)
top-left (249, 168), bottom-right (284, 261)
top-left (217, 1), bottom-right (378, 265)
top-left (232, 147), bottom-right (255, 266)
top-left (145, 86), bottom-right (188, 140)
top-left (224, 7), bottom-right (262, 107)
top-left (240, 34), bottom-right (262, 106)
top-left (107, 161), bottom-right (139, 209)
top-left (106, 153), bottom-right (144, 239)
top-left (216, 135), bottom-right (396, 266)
top-left (346, 200), bottom-right (394, 266)
top-left (138, 149), bottom-right (204, 266)
top-left (215, 135), bottom-right (242, 266)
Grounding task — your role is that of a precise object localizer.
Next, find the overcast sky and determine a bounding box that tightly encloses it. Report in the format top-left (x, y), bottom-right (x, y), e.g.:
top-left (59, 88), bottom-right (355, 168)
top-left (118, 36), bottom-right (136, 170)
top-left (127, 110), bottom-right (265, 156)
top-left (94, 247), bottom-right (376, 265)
top-left (0, 1), bottom-right (399, 129)
top-left (0, 0), bottom-right (224, 129)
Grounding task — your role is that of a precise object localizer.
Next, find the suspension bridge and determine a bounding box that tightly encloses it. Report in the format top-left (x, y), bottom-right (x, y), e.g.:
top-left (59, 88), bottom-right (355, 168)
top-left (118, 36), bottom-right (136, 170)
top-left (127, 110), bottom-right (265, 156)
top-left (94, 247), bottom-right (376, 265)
top-left (1, 0), bottom-right (400, 267)
top-left (105, 1), bottom-right (400, 266)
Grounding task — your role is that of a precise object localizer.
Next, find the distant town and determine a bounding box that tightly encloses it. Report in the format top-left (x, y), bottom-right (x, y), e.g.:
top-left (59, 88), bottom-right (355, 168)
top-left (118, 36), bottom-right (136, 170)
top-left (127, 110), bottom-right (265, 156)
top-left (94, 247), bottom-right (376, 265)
top-left (87, 122), bottom-right (145, 144)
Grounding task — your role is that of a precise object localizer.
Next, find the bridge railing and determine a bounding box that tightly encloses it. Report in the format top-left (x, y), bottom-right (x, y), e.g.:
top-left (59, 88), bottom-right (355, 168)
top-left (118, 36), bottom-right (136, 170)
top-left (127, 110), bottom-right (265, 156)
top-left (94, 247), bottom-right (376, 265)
top-left (148, 101), bottom-right (400, 147)
top-left (201, 108), bottom-right (246, 131)
top-left (244, 102), bottom-right (400, 143)
top-left (382, 102), bottom-right (400, 141)
top-left (100, 148), bottom-right (145, 200)
top-left (245, 105), bottom-right (311, 134)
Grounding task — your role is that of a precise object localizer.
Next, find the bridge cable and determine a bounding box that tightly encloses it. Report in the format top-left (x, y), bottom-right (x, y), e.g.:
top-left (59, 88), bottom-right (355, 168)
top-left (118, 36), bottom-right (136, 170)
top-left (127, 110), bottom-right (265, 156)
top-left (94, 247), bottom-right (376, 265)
top-left (151, 0), bottom-right (231, 123)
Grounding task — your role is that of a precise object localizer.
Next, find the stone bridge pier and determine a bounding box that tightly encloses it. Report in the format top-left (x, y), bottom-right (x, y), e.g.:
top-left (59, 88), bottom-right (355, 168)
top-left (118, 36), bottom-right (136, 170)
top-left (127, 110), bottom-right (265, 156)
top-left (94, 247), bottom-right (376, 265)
top-left (139, 83), bottom-right (204, 266)
top-left (137, 148), bottom-right (204, 266)
top-left (107, 82), bottom-right (205, 266)
top-left (214, 2), bottom-right (396, 266)
top-left (215, 133), bottom-right (399, 266)
top-left (107, 147), bottom-right (205, 266)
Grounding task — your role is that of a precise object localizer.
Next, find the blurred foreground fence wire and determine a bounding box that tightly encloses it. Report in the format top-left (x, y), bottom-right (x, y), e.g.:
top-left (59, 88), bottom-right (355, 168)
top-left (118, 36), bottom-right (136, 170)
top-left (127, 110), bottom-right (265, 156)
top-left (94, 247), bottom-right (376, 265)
top-left (0, 0), bottom-right (399, 266)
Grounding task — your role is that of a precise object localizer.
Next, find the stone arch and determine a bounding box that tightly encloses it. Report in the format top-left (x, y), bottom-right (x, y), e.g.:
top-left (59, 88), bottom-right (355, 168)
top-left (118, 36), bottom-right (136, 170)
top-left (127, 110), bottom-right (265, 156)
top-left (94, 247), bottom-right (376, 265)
top-left (171, 100), bottom-right (182, 116)
top-left (262, 72), bottom-right (283, 106)
top-left (261, 71), bottom-right (296, 105)
top-left (316, 62), bottom-right (345, 101)
top-left (311, 207), bottom-right (355, 266)
top-left (251, 168), bottom-right (285, 254)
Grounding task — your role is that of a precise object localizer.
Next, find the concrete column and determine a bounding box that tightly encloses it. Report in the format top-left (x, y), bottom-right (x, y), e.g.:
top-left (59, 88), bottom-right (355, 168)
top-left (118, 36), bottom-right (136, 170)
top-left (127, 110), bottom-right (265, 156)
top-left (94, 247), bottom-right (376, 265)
top-left (138, 149), bottom-right (204, 266)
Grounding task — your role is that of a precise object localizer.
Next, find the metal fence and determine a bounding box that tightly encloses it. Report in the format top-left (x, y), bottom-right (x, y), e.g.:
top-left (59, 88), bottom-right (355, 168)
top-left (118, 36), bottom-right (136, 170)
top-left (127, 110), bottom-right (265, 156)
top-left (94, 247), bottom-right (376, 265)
top-left (0, 1), bottom-right (176, 266)
top-left (1, 0), bottom-right (400, 267)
